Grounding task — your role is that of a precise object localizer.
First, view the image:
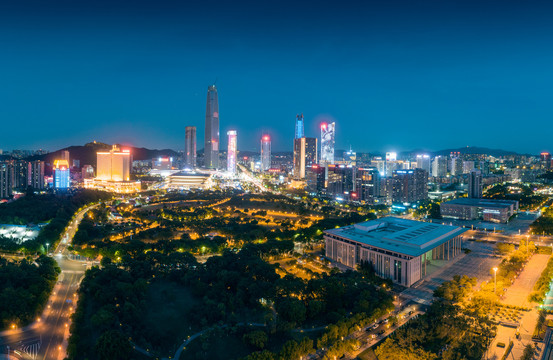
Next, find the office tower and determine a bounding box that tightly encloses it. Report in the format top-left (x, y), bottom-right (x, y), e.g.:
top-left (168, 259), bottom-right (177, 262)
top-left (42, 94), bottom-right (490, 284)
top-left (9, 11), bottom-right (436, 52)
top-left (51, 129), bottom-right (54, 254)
top-left (0, 163), bottom-right (13, 198)
top-left (463, 161), bottom-right (475, 174)
top-left (468, 169), bottom-right (483, 199)
top-left (450, 156), bottom-right (463, 176)
top-left (324, 165), bottom-right (356, 200)
top-left (82, 165), bottom-right (94, 179)
top-left (96, 145), bottom-right (131, 181)
top-left (204, 85), bottom-right (219, 169)
top-left (345, 148), bottom-right (357, 166)
top-left (261, 134), bottom-right (271, 171)
top-left (295, 113), bottom-right (305, 139)
top-left (431, 156), bottom-right (448, 177)
top-left (320, 122), bottom-right (335, 164)
top-left (293, 137), bottom-right (318, 178)
top-left (60, 150), bottom-right (70, 162)
top-left (305, 165), bottom-right (326, 193)
top-left (541, 152), bottom-right (552, 169)
top-left (185, 126), bottom-right (197, 169)
top-left (356, 167), bottom-right (380, 204)
top-left (227, 130), bottom-right (237, 174)
top-left (152, 157), bottom-right (173, 170)
top-left (28, 160), bottom-right (45, 190)
top-left (53, 160), bottom-right (70, 189)
top-left (391, 169), bottom-right (428, 203)
top-left (416, 154), bottom-right (431, 174)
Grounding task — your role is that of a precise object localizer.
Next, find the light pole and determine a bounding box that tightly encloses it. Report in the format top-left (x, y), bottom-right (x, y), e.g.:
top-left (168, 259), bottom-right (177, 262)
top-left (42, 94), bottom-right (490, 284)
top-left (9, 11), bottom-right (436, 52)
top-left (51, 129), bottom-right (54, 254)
top-left (46, 243), bottom-right (50, 255)
top-left (493, 267), bottom-right (498, 293)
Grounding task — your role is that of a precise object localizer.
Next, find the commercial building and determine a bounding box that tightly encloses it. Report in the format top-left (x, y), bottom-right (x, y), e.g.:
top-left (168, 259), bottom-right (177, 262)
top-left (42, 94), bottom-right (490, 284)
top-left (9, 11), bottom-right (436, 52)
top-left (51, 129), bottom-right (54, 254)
top-left (53, 159), bottom-right (70, 189)
top-left (440, 198), bottom-right (519, 223)
top-left (96, 146), bottom-right (131, 181)
top-left (324, 217), bottom-right (466, 287)
top-left (82, 165), bottom-right (94, 179)
top-left (84, 146), bottom-right (140, 193)
top-left (450, 156), bottom-right (463, 176)
top-left (185, 126), bottom-right (197, 169)
top-left (468, 169), bottom-right (483, 198)
top-left (320, 122), bottom-right (335, 165)
top-left (293, 137), bottom-right (318, 178)
top-left (415, 154), bottom-right (431, 175)
top-left (295, 113), bottom-right (304, 139)
top-left (541, 152), bottom-right (552, 170)
top-left (166, 171), bottom-right (212, 190)
top-left (391, 169), bottom-right (428, 203)
top-left (204, 85), bottom-right (220, 169)
top-left (356, 167), bottom-right (380, 204)
top-left (432, 156), bottom-right (448, 177)
top-left (261, 134), bottom-right (271, 171)
top-left (227, 130), bottom-right (237, 174)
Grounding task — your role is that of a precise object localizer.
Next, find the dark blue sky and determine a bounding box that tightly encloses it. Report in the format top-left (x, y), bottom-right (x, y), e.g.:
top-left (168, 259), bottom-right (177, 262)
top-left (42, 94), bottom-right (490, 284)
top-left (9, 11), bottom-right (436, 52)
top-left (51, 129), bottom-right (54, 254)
top-left (1, 0), bottom-right (552, 154)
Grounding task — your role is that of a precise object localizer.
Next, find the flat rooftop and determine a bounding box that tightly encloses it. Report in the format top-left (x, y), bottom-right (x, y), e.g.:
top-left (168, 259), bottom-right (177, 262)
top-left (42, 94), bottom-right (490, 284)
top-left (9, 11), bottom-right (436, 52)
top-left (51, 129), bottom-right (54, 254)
top-left (324, 216), bottom-right (466, 257)
top-left (443, 198), bottom-right (518, 208)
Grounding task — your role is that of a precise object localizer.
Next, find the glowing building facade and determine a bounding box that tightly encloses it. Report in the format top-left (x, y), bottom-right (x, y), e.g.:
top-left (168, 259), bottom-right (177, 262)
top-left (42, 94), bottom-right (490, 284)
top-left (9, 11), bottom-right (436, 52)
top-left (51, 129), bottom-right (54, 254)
top-left (96, 146), bottom-right (131, 181)
top-left (293, 137), bottom-right (318, 178)
top-left (295, 113), bottom-right (304, 139)
top-left (227, 130), bottom-right (237, 174)
top-left (204, 85), bottom-right (219, 169)
top-left (53, 159), bottom-right (70, 189)
top-left (320, 122), bottom-right (335, 165)
top-left (185, 126), bottom-right (197, 169)
top-left (261, 134), bottom-right (271, 171)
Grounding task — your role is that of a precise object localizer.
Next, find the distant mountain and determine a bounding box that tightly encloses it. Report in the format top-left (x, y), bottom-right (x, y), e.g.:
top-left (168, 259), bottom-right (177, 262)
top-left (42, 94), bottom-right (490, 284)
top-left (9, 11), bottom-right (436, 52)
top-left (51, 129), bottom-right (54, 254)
top-left (431, 146), bottom-right (528, 157)
top-left (26, 142), bottom-right (179, 167)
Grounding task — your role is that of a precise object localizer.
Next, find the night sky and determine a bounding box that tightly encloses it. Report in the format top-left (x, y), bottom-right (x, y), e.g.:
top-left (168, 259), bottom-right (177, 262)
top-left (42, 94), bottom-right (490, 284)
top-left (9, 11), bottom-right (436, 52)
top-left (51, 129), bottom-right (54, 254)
top-left (1, 0), bottom-right (552, 154)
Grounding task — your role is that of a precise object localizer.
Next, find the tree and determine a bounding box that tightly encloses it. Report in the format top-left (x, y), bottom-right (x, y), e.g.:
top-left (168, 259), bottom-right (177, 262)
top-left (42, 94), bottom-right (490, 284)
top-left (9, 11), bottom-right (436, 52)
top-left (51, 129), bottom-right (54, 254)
top-left (94, 330), bottom-right (133, 360)
top-left (243, 330), bottom-right (268, 349)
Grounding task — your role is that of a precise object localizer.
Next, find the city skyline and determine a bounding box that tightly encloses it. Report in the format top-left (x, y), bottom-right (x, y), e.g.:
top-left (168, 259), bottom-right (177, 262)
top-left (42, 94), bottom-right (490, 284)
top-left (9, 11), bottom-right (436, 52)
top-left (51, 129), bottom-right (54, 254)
top-left (1, 0), bottom-right (553, 153)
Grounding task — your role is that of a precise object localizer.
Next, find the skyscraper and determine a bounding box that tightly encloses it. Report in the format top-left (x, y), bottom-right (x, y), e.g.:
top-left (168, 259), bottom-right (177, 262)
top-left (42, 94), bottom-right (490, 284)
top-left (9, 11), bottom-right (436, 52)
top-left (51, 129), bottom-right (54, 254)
top-left (53, 159), bottom-right (70, 189)
top-left (320, 122), bottom-right (335, 164)
top-left (293, 137), bottom-right (318, 178)
top-left (28, 160), bottom-right (45, 190)
top-left (391, 169), bottom-right (428, 203)
top-left (416, 154), bottom-right (431, 174)
top-left (185, 126), bottom-right (197, 169)
top-left (204, 84), bottom-right (219, 169)
top-left (431, 156), bottom-right (448, 177)
top-left (295, 114), bottom-right (304, 139)
top-left (227, 130), bottom-right (237, 174)
top-left (468, 169), bottom-right (483, 199)
top-left (541, 152), bottom-right (552, 170)
top-left (96, 145), bottom-right (131, 181)
top-left (261, 134), bottom-right (271, 171)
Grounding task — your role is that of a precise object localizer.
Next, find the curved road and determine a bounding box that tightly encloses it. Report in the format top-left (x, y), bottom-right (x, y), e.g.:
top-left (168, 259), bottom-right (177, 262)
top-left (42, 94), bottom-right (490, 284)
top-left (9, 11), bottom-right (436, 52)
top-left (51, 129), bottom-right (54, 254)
top-left (0, 204), bottom-right (98, 360)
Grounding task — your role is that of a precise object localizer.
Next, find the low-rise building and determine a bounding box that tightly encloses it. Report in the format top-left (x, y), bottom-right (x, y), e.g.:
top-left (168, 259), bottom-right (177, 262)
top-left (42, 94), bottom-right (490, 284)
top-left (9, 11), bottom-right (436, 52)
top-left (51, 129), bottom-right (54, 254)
top-left (324, 217), bottom-right (466, 287)
top-left (440, 198), bottom-right (519, 223)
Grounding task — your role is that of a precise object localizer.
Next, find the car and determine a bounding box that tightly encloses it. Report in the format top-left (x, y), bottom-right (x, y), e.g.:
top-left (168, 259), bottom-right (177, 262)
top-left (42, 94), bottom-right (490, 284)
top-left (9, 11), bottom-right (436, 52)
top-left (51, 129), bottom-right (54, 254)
top-left (382, 318), bottom-right (389, 324)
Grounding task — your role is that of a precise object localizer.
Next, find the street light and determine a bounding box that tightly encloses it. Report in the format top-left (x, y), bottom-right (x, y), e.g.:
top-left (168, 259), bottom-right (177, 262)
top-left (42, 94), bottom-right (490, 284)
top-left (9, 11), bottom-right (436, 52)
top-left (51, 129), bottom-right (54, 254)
top-left (46, 243), bottom-right (50, 255)
top-left (493, 267), bottom-right (498, 293)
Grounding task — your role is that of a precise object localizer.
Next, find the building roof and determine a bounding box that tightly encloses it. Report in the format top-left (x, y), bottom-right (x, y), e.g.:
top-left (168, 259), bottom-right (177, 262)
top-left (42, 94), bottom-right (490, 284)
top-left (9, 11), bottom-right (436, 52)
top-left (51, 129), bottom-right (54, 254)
top-left (442, 198), bottom-right (518, 208)
top-left (324, 216), bottom-right (466, 257)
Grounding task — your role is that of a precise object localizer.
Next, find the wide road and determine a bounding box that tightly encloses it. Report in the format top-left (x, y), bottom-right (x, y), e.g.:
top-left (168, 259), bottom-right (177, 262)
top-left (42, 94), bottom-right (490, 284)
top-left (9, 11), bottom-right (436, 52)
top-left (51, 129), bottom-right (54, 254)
top-left (0, 204), bottom-right (98, 360)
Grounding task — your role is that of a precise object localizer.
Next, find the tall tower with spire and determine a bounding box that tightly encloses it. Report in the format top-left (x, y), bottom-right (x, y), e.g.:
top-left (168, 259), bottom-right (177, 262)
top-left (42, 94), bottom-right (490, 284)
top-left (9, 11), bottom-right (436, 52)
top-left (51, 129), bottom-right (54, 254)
top-left (204, 84), bottom-right (219, 169)
top-left (295, 113), bottom-right (304, 139)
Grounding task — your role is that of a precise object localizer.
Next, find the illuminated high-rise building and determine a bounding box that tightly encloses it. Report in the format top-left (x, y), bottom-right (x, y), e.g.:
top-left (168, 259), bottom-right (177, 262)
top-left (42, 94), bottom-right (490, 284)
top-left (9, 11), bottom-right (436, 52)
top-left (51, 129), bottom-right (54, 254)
top-left (293, 137), bottom-right (318, 178)
top-left (28, 160), bottom-right (45, 190)
top-left (96, 145), bottom-right (131, 181)
top-left (185, 126), bottom-right (197, 169)
top-left (0, 163), bottom-right (13, 198)
top-left (431, 156), bottom-right (448, 177)
top-left (541, 152), bottom-right (552, 169)
top-left (53, 159), bottom-right (70, 189)
top-left (415, 154), bottom-right (431, 174)
top-left (227, 130), bottom-right (237, 174)
top-left (261, 134), bottom-right (271, 171)
top-left (468, 169), bottom-right (483, 199)
top-left (82, 165), bottom-right (94, 179)
top-left (204, 85), bottom-right (219, 169)
top-left (320, 122), bottom-right (335, 164)
top-left (60, 150), bottom-right (70, 162)
top-left (295, 113), bottom-right (304, 139)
